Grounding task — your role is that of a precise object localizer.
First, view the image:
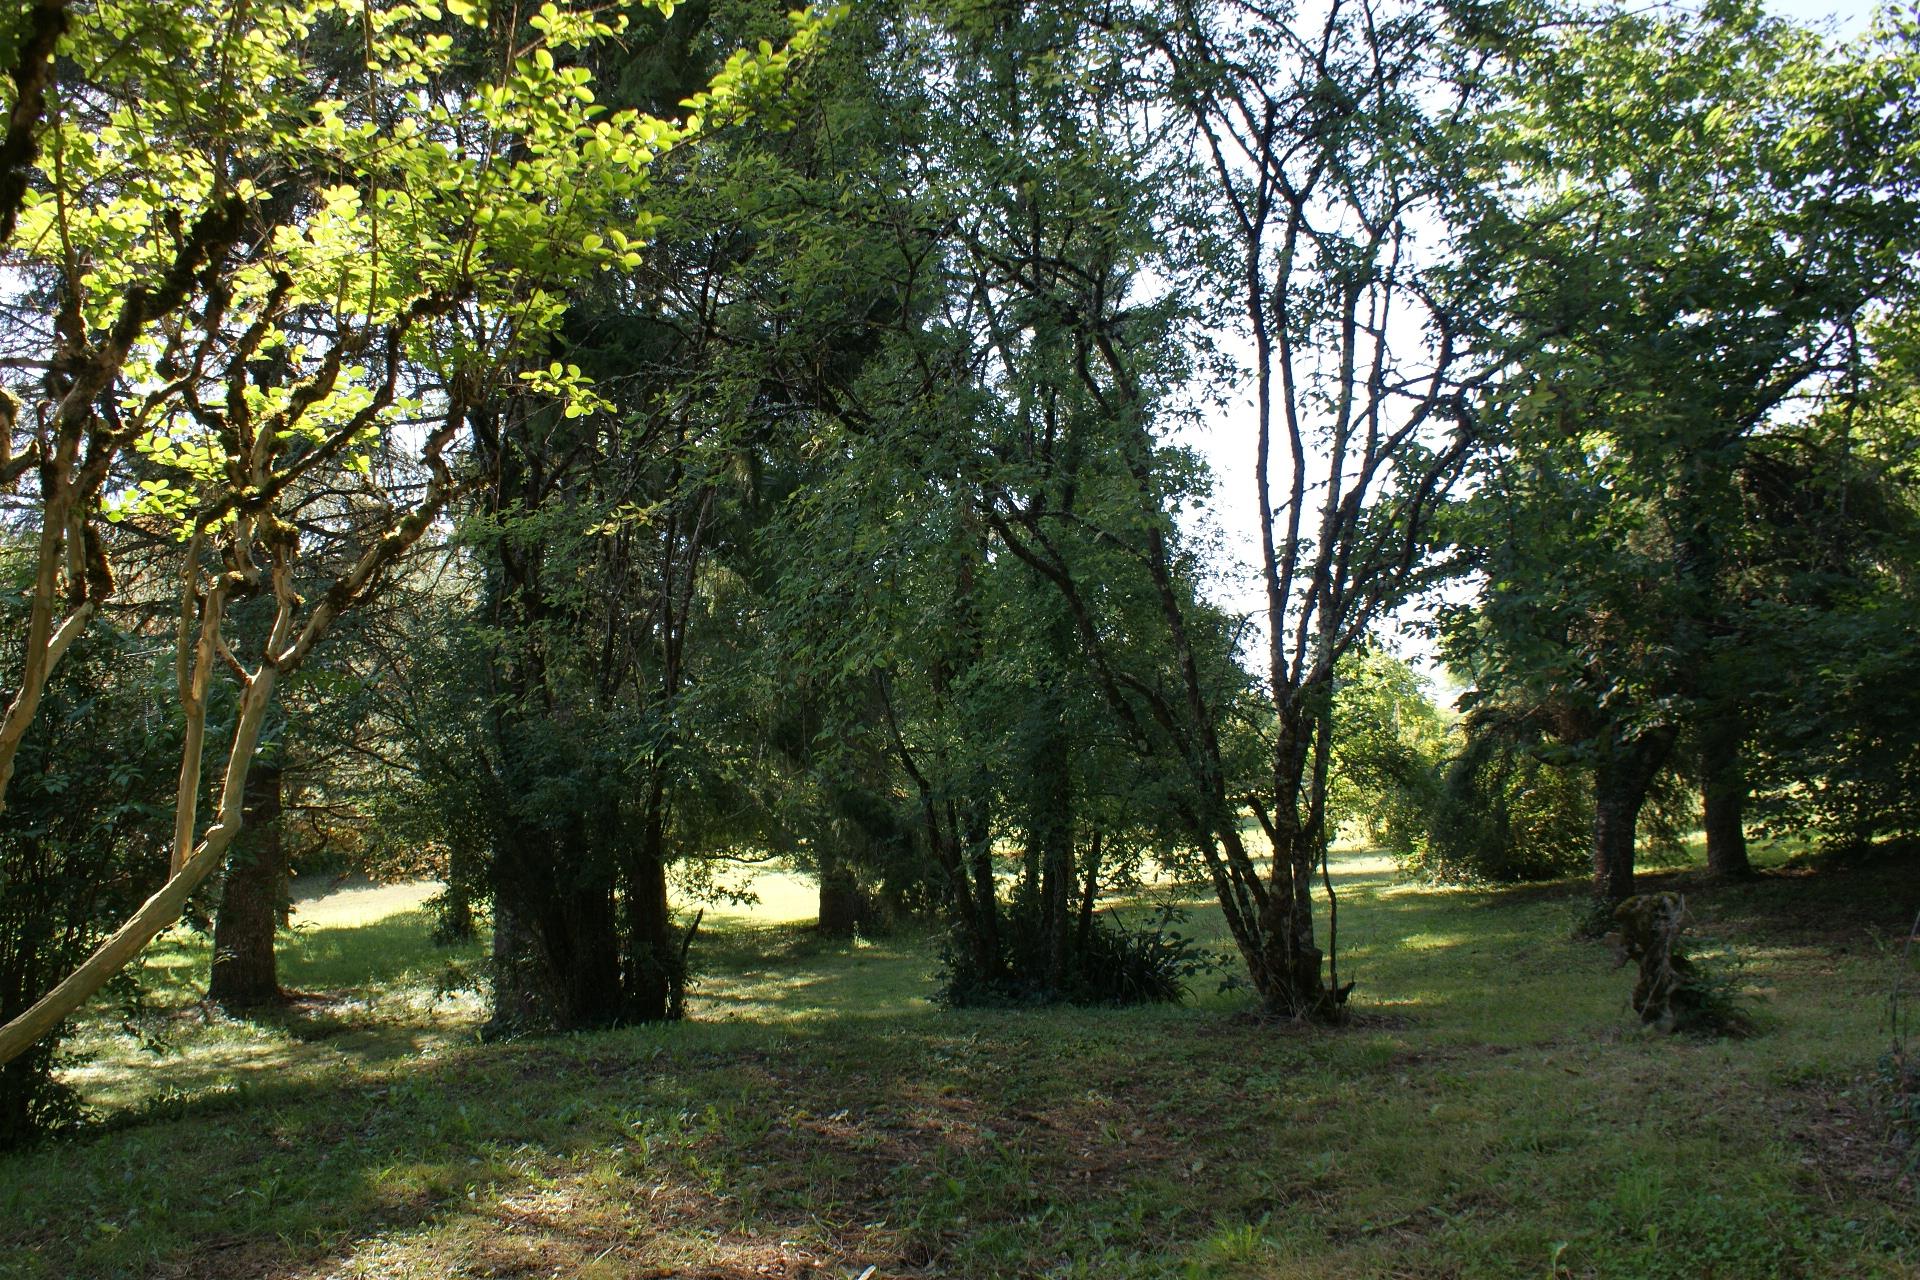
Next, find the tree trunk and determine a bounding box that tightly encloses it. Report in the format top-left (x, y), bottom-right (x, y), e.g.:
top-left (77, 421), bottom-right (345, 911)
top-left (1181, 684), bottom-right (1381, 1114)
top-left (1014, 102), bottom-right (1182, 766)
top-left (623, 777), bottom-right (679, 1022)
top-left (485, 897), bottom-right (545, 1037)
top-left (1699, 715), bottom-right (1752, 878)
top-left (1592, 727), bottom-right (1676, 902)
top-left (1249, 717), bottom-right (1335, 1019)
top-left (488, 806), bottom-right (627, 1035)
top-left (550, 875), bottom-right (625, 1028)
top-left (1074, 831), bottom-right (1103, 955)
top-left (1253, 863), bottom-right (1327, 1019)
top-left (209, 762), bottom-right (286, 1007)
top-left (1029, 682), bottom-right (1073, 990)
top-left (817, 844), bottom-right (867, 937)
top-left (964, 800), bottom-right (1000, 979)
top-left (1592, 784), bottom-right (1640, 904)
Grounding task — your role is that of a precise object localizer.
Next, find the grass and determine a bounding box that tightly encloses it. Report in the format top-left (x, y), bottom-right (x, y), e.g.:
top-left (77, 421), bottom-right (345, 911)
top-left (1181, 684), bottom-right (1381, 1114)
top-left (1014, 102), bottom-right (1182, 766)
top-left (1, 849), bottom-right (1915, 1279)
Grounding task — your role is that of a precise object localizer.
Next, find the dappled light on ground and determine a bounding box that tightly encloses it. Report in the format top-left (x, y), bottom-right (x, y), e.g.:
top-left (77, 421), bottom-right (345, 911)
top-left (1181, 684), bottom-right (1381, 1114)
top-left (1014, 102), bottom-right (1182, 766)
top-left (7, 849), bottom-right (1915, 1279)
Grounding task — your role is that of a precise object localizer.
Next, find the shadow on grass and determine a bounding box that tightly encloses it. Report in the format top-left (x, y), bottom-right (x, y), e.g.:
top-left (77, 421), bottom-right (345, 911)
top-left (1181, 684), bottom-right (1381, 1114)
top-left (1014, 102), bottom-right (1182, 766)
top-left (10, 850), bottom-right (1917, 1279)
top-left (688, 921), bottom-right (938, 1024)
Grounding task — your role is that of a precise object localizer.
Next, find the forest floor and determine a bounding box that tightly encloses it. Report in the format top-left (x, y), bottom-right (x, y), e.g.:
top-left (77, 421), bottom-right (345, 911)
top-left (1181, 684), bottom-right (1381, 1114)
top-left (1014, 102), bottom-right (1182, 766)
top-left (1, 846), bottom-right (1916, 1280)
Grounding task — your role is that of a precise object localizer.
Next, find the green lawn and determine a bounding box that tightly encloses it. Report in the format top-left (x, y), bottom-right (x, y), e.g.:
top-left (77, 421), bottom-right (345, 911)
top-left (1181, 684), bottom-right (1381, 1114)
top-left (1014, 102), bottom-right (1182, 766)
top-left (1, 850), bottom-right (1915, 1279)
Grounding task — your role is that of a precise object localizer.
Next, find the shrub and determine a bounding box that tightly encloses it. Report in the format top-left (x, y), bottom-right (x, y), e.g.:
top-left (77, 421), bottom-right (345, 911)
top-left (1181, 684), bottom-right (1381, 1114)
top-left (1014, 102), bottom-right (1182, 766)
top-left (1401, 733), bottom-right (1593, 883)
top-left (935, 903), bottom-right (1218, 1008)
top-left (0, 609), bottom-right (177, 1148)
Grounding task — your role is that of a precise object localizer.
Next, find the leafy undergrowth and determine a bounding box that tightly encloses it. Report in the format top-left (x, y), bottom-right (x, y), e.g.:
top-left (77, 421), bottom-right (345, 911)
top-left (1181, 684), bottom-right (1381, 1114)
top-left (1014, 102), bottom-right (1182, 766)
top-left (0, 852), bottom-right (1915, 1279)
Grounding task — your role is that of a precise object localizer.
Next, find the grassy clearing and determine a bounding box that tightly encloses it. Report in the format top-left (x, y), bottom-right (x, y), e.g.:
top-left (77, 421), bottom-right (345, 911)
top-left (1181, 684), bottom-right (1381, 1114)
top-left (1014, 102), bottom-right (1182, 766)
top-left (1, 850), bottom-right (1915, 1279)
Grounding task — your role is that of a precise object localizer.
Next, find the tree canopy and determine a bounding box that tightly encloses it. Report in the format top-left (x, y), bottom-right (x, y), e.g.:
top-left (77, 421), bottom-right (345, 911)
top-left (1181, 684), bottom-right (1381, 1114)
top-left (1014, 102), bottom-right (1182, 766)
top-left (0, 0), bottom-right (1916, 1156)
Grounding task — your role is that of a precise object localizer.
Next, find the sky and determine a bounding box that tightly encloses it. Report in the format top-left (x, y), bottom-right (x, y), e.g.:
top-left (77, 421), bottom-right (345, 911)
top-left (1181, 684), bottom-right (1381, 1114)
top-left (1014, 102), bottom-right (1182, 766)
top-left (1767, 0), bottom-right (1879, 31)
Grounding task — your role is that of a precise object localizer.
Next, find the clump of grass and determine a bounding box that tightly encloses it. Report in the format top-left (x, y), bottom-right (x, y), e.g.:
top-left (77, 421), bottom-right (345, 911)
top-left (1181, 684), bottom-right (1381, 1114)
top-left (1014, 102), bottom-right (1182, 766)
top-left (1884, 911), bottom-right (1920, 1175)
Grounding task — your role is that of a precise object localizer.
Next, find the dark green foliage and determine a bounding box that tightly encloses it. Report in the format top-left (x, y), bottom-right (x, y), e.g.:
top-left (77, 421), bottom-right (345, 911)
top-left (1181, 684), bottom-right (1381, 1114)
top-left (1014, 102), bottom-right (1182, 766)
top-left (1698, 324), bottom-right (1920, 857)
top-left (0, 606), bottom-right (176, 1147)
top-left (935, 904), bottom-right (1217, 1008)
top-left (425, 886), bottom-right (480, 947)
top-left (375, 589), bottom-right (702, 1033)
top-left (1392, 722), bottom-right (1699, 885)
top-left (1411, 735), bottom-right (1593, 884)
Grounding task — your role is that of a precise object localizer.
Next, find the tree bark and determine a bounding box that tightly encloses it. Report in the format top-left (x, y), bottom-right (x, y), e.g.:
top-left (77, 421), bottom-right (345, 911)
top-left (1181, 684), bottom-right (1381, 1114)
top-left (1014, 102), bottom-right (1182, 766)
top-left (1592, 727), bottom-right (1676, 902)
top-left (488, 833), bottom-right (626, 1035)
top-left (1029, 667), bottom-right (1073, 990)
top-left (964, 800), bottom-right (1000, 979)
top-left (623, 776), bottom-right (678, 1022)
top-left (1699, 715), bottom-right (1752, 878)
top-left (1253, 716), bottom-right (1334, 1019)
top-left (552, 875), bottom-right (624, 1028)
top-left (485, 897), bottom-right (545, 1036)
top-left (209, 761), bottom-right (286, 1007)
top-left (817, 844), bottom-right (867, 937)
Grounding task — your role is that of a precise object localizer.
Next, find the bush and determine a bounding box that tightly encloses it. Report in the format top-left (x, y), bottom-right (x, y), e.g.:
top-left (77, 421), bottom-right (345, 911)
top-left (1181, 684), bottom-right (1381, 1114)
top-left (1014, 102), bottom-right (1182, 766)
top-left (1328, 647), bottom-right (1448, 855)
top-left (1400, 733), bottom-right (1593, 883)
top-left (0, 612), bottom-right (177, 1148)
top-left (935, 903), bottom-right (1218, 1008)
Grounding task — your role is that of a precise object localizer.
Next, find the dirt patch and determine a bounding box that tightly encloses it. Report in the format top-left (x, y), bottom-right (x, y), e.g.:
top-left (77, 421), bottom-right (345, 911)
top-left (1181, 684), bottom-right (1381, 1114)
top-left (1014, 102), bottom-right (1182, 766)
top-left (1784, 1074), bottom-right (1918, 1204)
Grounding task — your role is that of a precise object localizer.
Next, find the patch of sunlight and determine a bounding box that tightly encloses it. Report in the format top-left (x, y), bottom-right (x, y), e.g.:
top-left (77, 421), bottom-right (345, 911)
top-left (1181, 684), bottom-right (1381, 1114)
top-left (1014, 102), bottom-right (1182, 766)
top-left (1375, 874), bottom-right (1499, 899)
top-left (1398, 931), bottom-right (1477, 951)
top-left (291, 878), bottom-right (442, 928)
top-left (63, 1035), bottom-right (308, 1111)
top-left (1328, 852), bottom-right (1400, 878)
top-left (678, 864), bottom-right (820, 925)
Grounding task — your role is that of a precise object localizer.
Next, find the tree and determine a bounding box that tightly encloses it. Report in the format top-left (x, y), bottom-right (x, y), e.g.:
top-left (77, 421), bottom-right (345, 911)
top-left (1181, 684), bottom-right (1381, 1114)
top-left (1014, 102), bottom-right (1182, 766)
top-left (1445, 0), bottom-right (1920, 898)
top-left (770, 0), bottom-right (1487, 1017)
top-left (1734, 309), bottom-right (1920, 853)
top-left (0, 0), bottom-right (822, 1068)
top-left (1119, 0), bottom-right (1487, 1015)
top-left (707, 0), bottom-right (1241, 1004)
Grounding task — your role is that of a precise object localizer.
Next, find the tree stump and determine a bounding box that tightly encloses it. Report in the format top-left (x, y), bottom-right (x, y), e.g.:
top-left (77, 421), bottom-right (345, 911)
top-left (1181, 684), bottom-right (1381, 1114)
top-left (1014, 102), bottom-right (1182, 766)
top-left (1606, 893), bottom-right (1697, 1032)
